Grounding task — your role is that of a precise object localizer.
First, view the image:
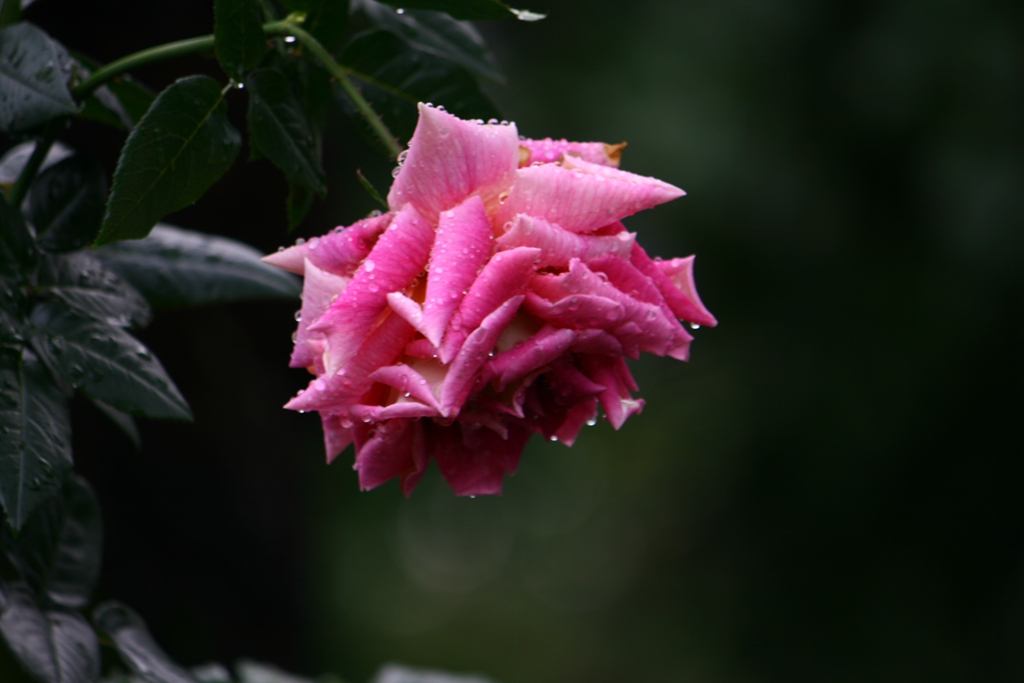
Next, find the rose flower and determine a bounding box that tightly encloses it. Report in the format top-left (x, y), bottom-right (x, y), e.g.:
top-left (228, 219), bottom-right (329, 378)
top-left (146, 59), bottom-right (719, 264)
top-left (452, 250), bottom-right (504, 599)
top-left (264, 104), bottom-right (716, 496)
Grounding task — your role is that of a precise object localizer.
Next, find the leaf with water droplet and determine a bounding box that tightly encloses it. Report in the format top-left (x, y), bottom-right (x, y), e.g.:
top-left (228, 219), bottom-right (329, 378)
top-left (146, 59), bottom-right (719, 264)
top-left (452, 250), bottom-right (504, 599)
top-left (93, 602), bottom-right (200, 683)
top-left (0, 23), bottom-right (76, 133)
top-left (29, 155), bottom-right (108, 253)
top-left (214, 0), bottom-right (266, 80)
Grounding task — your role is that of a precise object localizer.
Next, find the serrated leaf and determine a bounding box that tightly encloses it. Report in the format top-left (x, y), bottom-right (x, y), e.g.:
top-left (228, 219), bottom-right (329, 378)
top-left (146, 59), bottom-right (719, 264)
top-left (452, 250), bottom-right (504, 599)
top-left (0, 346), bottom-right (71, 531)
top-left (359, 0), bottom-right (503, 82)
top-left (340, 29), bottom-right (500, 143)
top-left (30, 299), bottom-right (191, 421)
top-left (376, 0), bottom-right (543, 21)
top-left (0, 23), bottom-right (77, 133)
top-left (91, 223), bottom-right (300, 308)
top-left (87, 396), bottom-right (140, 448)
top-left (3, 475), bottom-right (102, 609)
top-left (95, 76), bottom-right (241, 246)
top-left (246, 67), bottom-right (326, 194)
top-left (28, 155), bottom-right (107, 253)
top-left (0, 583), bottom-right (100, 683)
top-left (37, 252), bottom-right (151, 329)
top-left (93, 602), bottom-right (199, 683)
top-left (215, 0), bottom-right (267, 79)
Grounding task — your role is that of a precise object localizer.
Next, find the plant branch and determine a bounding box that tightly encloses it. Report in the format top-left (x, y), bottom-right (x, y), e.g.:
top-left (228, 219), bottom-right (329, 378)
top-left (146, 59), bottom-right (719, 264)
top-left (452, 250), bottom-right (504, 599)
top-left (6, 119), bottom-right (61, 207)
top-left (269, 23), bottom-right (404, 158)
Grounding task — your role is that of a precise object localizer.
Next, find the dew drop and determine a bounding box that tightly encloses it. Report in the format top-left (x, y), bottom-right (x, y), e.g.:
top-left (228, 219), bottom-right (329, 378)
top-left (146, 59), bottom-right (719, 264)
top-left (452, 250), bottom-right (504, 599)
top-left (549, 435), bottom-right (558, 442)
top-left (586, 417), bottom-right (598, 426)
top-left (689, 322), bottom-right (701, 330)
top-left (364, 260), bottom-right (376, 272)
top-left (294, 310), bottom-right (302, 321)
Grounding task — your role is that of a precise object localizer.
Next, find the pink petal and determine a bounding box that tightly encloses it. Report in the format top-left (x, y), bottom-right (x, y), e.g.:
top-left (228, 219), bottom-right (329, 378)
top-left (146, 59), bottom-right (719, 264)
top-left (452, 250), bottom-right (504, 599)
top-left (485, 325), bottom-right (577, 391)
top-left (351, 402), bottom-right (440, 421)
top-left (309, 204), bottom-right (434, 374)
top-left (388, 104), bottom-right (519, 218)
top-left (570, 329), bottom-right (623, 355)
top-left (263, 213), bottom-right (391, 276)
top-left (523, 290), bottom-right (624, 329)
top-left (404, 338), bottom-right (439, 359)
top-left (553, 399), bottom-right (598, 446)
top-left (440, 295), bottom-right (524, 415)
top-left (580, 355), bottom-right (644, 430)
top-left (431, 422), bottom-right (531, 496)
top-left (439, 247), bottom-right (541, 363)
top-left (353, 418), bottom-right (418, 491)
top-left (421, 195), bottom-right (495, 346)
top-left (321, 413), bottom-right (354, 464)
top-left (495, 213), bottom-right (635, 268)
top-left (544, 361), bottom-right (606, 407)
top-left (369, 364), bottom-right (443, 412)
top-left (493, 157), bottom-right (684, 233)
top-left (286, 311), bottom-right (416, 413)
top-left (290, 259), bottom-right (349, 369)
top-left (631, 244), bottom-right (717, 328)
top-left (519, 138), bottom-right (626, 168)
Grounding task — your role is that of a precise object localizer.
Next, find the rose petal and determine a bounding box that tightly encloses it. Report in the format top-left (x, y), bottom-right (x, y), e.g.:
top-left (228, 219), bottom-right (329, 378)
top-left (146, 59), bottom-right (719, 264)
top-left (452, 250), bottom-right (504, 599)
top-left (519, 138), bottom-right (625, 167)
top-left (432, 422), bottom-right (531, 496)
top-left (388, 104), bottom-right (520, 218)
top-left (263, 213), bottom-right (391, 276)
top-left (485, 325), bottom-right (577, 391)
top-left (353, 418), bottom-right (418, 491)
top-left (322, 413), bottom-right (354, 464)
top-left (496, 213), bottom-right (635, 268)
top-left (439, 246), bottom-right (540, 363)
top-left (631, 244), bottom-right (717, 328)
top-left (310, 204), bottom-right (434, 374)
top-left (580, 355), bottom-right (643, 430)
top-left (553, 399), bottom-right (599, 446)
top-left (290, 259), bottom-right (350, 369)
top-left (369, 364), bottom-right (443, 412)
top-left (494, 158), bottom-right (684, 233)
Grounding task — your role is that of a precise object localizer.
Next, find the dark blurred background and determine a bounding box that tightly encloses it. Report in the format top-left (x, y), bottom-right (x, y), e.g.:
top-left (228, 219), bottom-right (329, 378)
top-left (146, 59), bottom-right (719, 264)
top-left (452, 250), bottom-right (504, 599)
top-left (2, 1), bottom-right (1022, 681)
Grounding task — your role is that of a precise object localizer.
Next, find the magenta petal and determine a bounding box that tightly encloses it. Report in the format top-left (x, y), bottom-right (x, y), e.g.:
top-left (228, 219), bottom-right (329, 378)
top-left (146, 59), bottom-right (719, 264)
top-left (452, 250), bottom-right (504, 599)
top-left (494, 158), bottom-right (685, 233)
top-left (422, 195), bottom-right (494, 346)
top-left (486, 325), bottom-right (577, 391)
top-left (581, 355), bottom-right (643, 430)
top-left (631, 244), bottom-right (717, 328)
top-left (545, 361), bottom-right (606, 406)
top-left (353, 418), bottom-right (417, 491)
top-left (440, 295), bottom-right (524, 415)
top-left (290, 259), bottom-right (349, 369)
top-left (553, 399), bottom-right (598, 446)
top-left (496, 213), bottom-right (635, 268)
top-left (386, 291), bottom-right (424, 331)
top-left (369, 364), bottom-right (443, 412)
top-left (351, 402), bottom-right (439, 421)
top-left (655, 255), bottom-right (718, 327)
top-left (439, 246), bottom-right (540, 363)
top-left (432, 422), bottom-right (530, 496)
top-left (519, 138), bottom-right (624, 167)
top-left (321, 413), bottom-right (354, 464)
top-left (523, 290), bottom-right (624, 329)
top-left (263, 213), bottom-right (392, 276)
top-left (309, 204), bottom-right (434, 374)
top-left (570, 328), bottom-right (623, 355)
top-left (388, 104), bottom-right (519, 218)
top-left (286, 311), bottom-right (415, 413)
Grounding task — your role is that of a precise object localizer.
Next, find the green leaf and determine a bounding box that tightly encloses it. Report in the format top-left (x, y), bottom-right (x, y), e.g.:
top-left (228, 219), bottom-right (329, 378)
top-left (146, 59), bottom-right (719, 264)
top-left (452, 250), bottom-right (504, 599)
top-left (276, 0), bottom-right (324, 12)
top-left (215, 0), bottom-right (267, 79)
top-left (0, 583), bottom-right (101, 683)
top-left (236, 660), bottom-right (314, 683)
top-left (359, 0), bottom-right (504, 82)
top-left (87, 396), bottom-right (140, 448)
top-left (37, 252), bottom-right (152, 329)
top-left (0, 346), bottom-right (71, 531)
top-left (305, 0), bottom-right (350, 53)
top-left (3, 475), bottom-right (102, 609)
top-left (93, 602), bottom-right (199, 683)
top-left (0, 23), bottom-right (77, 133)
top-left (91, 223), bottom-right (300, 308)
top-left (285, 179), bottom-right (313, 232)
top-left (376, 0), bottom-right (544, 21)
top-left (95, 76), bottom-right (241, 246)
top-left (28, 155), bottom-right (107, 253)
top-left (0, 0), bottom-right (22, 29)
top-left (30, 299), bottom-right (191, 421)
top-left (340, 29), bottom-right (500, 143)
top-left (246, 67), bottom-right (326, 194)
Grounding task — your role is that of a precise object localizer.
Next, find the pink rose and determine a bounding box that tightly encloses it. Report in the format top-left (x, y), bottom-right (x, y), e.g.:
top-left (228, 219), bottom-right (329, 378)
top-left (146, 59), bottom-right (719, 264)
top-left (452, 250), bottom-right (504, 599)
top-left (265, 104), bottom-right (716, 496)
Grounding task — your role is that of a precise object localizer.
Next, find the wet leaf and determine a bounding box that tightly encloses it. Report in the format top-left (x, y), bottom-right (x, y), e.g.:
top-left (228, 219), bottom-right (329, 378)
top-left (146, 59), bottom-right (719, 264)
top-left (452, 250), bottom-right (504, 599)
top-left (0, 346), bottom-right (71, 531)
top-left (28, 155), bottom-right (107, 253)
top-left (95, 76), bottom-right (241, 246)
top-left (37, 252), bottom-right (152, 329)
top-left (340, 29), bottom-right (500, 144)
top-left (359, 0), bottom-right (504, 82)
top-left (215, 0), bottom-right (267, 79)
top-left (74, 52), bottom-right (155, 130)
top-left (87, 396), bottom-right (140, 448)
top-left (0, 583), bottom-right (100, 683)
top-left (0, 23), bottom-right (77, 133)
top-left (92, 223), bottom-right (300, 308)
top-left (30, 299), bottom-right (191, 421)
top-left (93, 602), bottom-right (199, 683)
top-left (3, 475), bottom-right (102, 609)
top-left (376, 0), bottom-right (544, 21)
top-left (246, 67), bottom-right (326, 194)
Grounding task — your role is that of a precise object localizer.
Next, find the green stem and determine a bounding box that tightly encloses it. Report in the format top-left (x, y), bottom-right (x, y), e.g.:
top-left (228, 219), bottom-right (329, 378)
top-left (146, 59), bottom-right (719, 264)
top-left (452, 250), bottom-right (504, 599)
top-left (6, 119), bottom-right (61, 207)
top-left (269, 23), bottom-right (403, 158)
